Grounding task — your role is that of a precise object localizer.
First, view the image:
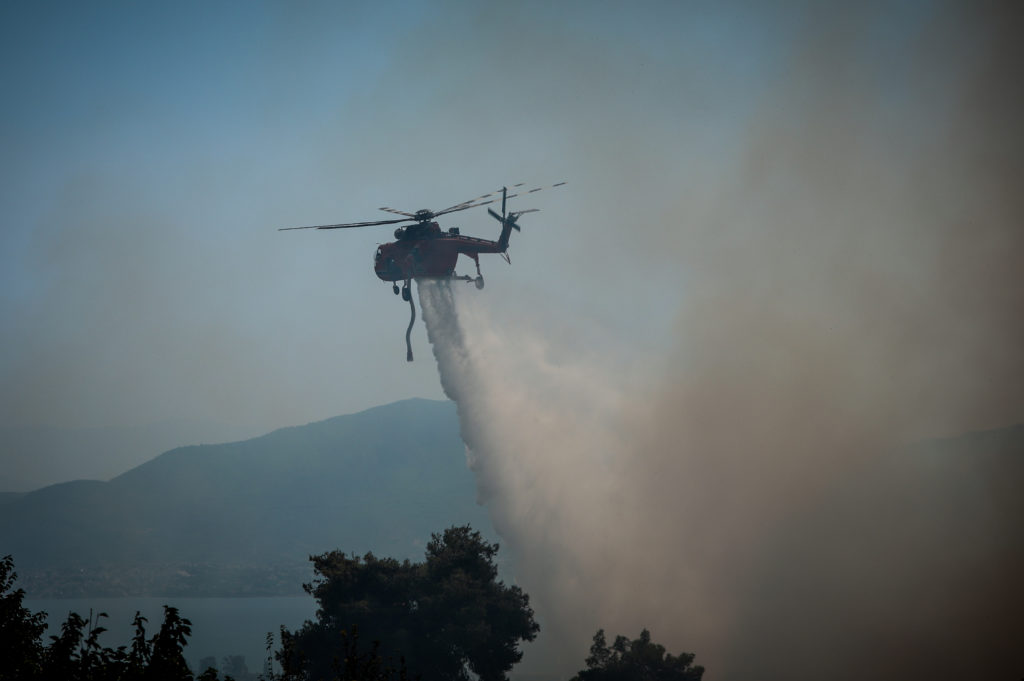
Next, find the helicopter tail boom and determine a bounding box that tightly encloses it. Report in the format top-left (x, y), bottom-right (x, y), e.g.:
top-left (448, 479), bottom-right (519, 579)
top-left (490, 208), bottom-right (516, 251)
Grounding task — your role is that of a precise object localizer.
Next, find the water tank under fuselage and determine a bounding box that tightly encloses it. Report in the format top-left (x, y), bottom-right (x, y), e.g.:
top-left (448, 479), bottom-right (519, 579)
top-left (374, 230), bottom-right (461, 282)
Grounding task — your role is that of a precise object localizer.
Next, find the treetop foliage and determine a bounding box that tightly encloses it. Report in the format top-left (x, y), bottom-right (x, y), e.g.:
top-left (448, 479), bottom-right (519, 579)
top-left (1, 554), bottom-right (47, 681)
top-left (573, 628), bottom-right (704, 681)
top-left (1, 553), bottom-right (225, 681)
top-left (4, 540), bottom-right (709, 681)
top-left (280, 526), bottom-right (538, 681)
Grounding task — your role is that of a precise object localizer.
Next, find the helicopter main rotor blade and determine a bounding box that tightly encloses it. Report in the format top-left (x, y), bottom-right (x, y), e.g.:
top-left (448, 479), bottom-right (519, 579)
top-left (432, 198), bottom-right (498, 217)
top-left (379, 207), bottom-right (415, 217)
top-left (436, 181), bottom-right (565, 216)
top-left (432, 183), bottom-right (526, 216)
top-left (279, 182), bottom-right (565, 231)
top-left (503, 181), bottom-right (567, 201)
top-left (279, 216), bottom-right (412, 231)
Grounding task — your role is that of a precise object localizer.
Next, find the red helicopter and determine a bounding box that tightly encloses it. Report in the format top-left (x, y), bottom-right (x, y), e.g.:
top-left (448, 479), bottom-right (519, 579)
top-left (281, 182), bottom-right (565, 360)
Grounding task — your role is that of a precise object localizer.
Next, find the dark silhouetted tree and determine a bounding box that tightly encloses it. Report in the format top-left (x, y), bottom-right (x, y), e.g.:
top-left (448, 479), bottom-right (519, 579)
top-left (0, 555), bottom-right (47, 681)
top-left (571, 629), bottom-right (705, 681)
top-left (1, 555), bottom-right (225, 680)
top-left (279, 525), bottom-right (539, 681)
top-left (148, 606), bottom-right (195, 679)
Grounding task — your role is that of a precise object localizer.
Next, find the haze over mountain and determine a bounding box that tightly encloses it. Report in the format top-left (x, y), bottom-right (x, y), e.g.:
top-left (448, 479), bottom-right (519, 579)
top-left (0, 399), bottom-right (495, 596)
top-left (0, 420), bottom-right (262, 493)
top-left (3, 395), bottom-right (1020, 613)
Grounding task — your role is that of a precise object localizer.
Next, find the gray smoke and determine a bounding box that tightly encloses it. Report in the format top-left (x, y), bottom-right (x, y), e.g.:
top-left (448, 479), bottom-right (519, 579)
top-left (415, 3), bottom-right (1023, 679)
top-left (415, 5), bottom-right (1024, 673)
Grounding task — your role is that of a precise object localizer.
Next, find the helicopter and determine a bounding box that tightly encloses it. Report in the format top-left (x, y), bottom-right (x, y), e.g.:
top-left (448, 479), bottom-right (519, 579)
top-left (281, 182), bottom-right (565, 361)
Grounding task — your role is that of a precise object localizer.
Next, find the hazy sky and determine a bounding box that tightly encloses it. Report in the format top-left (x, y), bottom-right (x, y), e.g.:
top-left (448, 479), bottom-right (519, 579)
top-left (2, 0), bottom-right (1020, 437)
top-left (1, 0), bottom-right (771, 431)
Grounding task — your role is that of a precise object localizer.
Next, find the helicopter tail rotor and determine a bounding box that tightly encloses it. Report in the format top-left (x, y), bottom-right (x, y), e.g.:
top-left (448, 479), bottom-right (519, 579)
top-left (488, 202), bottom-right (539, 233)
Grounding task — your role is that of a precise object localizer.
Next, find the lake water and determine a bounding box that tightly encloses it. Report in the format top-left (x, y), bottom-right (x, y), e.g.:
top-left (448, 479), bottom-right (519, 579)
top-left (24, 596), bottom-right (316, 676)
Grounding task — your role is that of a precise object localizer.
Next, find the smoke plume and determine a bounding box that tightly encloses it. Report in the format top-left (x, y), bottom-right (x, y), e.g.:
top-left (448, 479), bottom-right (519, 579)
top-left (416, 5), bottom-right (1024, 679)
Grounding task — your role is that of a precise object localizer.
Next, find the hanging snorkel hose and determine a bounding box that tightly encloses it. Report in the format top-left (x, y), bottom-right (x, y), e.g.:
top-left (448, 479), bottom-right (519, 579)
top-left (405, 281), bottom-right (416, 362)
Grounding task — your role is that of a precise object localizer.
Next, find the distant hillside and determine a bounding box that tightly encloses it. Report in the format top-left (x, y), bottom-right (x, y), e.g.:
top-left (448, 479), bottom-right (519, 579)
top-left (0, 420), bottom-right (261, 492)
top-left (0, 399), bottom-right (494, 597)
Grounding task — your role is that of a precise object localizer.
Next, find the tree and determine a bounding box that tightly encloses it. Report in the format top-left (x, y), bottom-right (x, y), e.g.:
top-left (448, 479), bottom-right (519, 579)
top-left (571, 629), bottom-right (704, 681)
top-left (0, 555), bottom-right (47, 681)
top-left (279, 526), bottom-right (539, 681)
top-left (1, 554), bottom-right (225, 681)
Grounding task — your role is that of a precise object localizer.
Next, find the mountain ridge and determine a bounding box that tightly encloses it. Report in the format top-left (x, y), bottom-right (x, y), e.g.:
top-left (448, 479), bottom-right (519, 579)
top-left (3, 399), bottom-right (1020, 600)
top-left (0, 418), bottom-right (264, 492)
top-left (0, 398), bottom-right (493, 596)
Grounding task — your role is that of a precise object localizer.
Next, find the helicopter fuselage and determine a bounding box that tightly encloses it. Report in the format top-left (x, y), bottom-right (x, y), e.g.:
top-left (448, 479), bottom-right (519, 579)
top-left (373, 221), bottom-right (509, 282)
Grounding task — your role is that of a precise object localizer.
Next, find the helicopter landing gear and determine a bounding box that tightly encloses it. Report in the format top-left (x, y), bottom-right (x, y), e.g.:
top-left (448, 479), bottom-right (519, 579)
top-left (393, 283), bottom-right (400, 295)
top-left (470, 254), bottom-right (484, 289)
top-left (401, 281), bottom-right (411, 301)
